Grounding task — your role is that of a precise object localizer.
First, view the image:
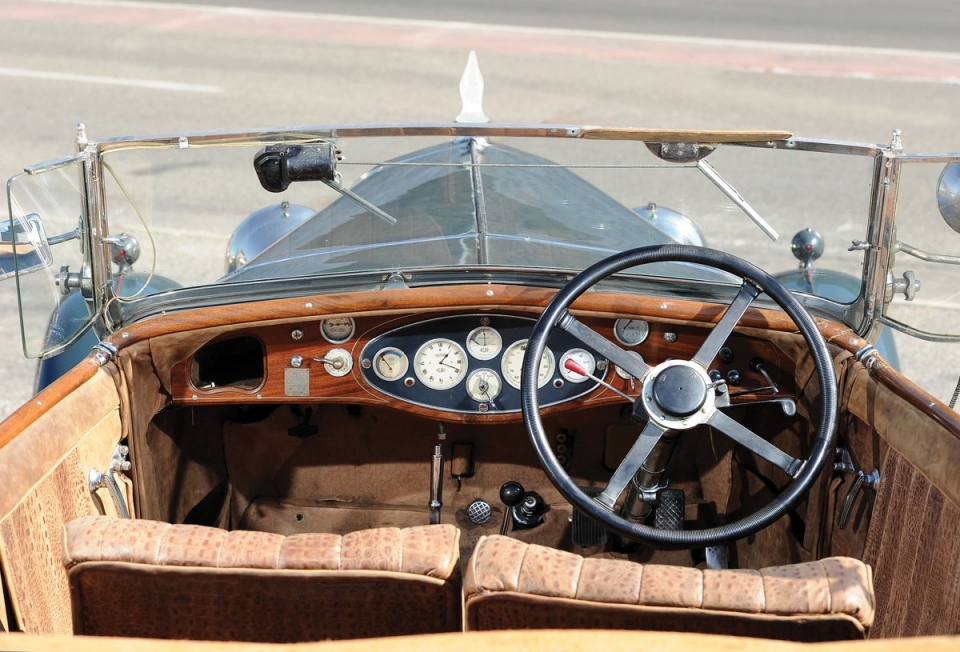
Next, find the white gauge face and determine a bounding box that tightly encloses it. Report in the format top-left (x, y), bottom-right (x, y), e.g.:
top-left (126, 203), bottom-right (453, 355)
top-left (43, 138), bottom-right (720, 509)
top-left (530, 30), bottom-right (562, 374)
top-left (559, 348), bottom-right (597, 383)
top-left (414, 338), bottom-right (468, 390)
top-left (614, 318), bottom-right (649, 346)
top-left (501, 340), bottom-right (555, 390)
top-left (321, 317), bottom-right (356, 343)
top-left (372, 347), bottom-right (409, 381)
top-left (466, 368), bottom-right (502, 403)
top-left (614, 351), bottom-right (646, 380)
top-left (466, 326), bottom-right (503, 361)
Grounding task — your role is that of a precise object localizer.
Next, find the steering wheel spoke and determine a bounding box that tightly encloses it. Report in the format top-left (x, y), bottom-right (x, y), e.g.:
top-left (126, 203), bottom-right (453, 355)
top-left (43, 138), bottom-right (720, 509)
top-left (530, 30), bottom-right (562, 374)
top-left (691, 281), bottom-right (761, 367)
top-left (594, 421), bottom-right (666, 511)
top-left (558, 311), bottom-right (651, 380)
top-left (708, 410), bottom-right (803, 477)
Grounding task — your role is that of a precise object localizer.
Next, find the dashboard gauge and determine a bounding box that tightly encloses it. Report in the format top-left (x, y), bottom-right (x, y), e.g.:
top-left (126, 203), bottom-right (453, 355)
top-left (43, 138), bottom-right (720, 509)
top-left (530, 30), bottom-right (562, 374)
top-left (320, 317), bottom-right (355, 343)
top-left (466, 368), bottom-right (502, 403)
top-left (614, 351), bottom-right (647, 380)
top-left (414, 338), bottom-right (468, 390)
top-left (501, 340), bottom-right (555, 390)
top-left (614, 318), bottom-right (649, 346)
top-left (372, 347), bottom-right (409, 381)
top-left (559, 348), bottom-right (597, 383)
top-left (466, 326), bottom-right (503, 361)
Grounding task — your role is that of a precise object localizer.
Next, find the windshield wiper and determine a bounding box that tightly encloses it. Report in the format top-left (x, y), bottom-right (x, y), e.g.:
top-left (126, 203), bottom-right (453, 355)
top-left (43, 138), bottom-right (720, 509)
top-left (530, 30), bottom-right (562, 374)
top-left (321, 175), bottom-right (398, 226)
top-left (697, 159), bottom-right (778, 242)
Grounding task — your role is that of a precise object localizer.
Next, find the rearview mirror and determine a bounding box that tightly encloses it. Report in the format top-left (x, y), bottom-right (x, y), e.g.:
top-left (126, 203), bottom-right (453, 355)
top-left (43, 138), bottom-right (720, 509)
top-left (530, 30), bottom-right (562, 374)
top-left (0, 213), bottom-right (52, 281)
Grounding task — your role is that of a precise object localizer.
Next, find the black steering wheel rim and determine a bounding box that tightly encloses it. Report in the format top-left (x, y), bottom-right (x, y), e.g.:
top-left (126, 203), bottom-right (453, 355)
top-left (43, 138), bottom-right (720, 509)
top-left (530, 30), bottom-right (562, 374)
top-left (521, 244), bottom-right (838, 548)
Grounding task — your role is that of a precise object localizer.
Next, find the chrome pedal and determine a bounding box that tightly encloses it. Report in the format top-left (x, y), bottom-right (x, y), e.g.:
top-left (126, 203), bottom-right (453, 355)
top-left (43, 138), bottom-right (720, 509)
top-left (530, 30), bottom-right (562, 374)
top-left (654, 488), bottom-right (685, 530)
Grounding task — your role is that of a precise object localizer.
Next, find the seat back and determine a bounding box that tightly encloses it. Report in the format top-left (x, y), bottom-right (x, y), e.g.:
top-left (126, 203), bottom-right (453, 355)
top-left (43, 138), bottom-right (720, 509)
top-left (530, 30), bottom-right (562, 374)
top-left (464, 536), bottom-right (874, 642)
top-left (62, 516), bottom-right (461, 642)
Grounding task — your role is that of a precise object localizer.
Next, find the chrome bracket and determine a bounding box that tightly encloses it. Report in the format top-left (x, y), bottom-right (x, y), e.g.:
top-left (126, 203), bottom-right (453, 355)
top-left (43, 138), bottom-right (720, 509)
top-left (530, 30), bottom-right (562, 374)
top-left (838, 468), bottom-right (880, 530)
top-left (89, 445), bottom-right (131, 518)
top-left (92, 341), bottom-right (118, 366)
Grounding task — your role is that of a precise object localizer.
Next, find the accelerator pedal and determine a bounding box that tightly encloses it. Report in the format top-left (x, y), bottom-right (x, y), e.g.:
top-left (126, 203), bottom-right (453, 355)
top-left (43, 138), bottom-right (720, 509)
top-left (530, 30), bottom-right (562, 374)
top-left (572, 487), bottom-right (608, 548)
top-left (654, 488), bottom-right (685, 530)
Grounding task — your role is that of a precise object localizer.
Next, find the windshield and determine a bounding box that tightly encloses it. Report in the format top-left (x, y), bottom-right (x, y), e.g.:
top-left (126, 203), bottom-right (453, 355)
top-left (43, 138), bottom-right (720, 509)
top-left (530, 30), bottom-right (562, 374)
top-left (7, 127), bottom-right (885, 357)
top-left (93, 132), bottom-right (876, 294)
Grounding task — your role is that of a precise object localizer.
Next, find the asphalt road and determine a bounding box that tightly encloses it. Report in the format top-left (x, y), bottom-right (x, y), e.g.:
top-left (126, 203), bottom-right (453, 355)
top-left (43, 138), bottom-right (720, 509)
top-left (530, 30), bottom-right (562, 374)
top-left (2, 0), bottom-right (960, 420)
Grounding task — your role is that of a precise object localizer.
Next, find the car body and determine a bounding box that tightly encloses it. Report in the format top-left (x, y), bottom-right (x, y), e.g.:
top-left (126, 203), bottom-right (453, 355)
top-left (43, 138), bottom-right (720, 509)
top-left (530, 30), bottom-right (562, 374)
top-left (2, 60), bottom-right (960, 648)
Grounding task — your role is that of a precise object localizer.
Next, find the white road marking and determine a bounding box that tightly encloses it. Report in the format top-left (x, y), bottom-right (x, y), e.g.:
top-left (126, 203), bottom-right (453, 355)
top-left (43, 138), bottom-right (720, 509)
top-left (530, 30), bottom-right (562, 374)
top-left (0, 67), bottom-right (222, 93)
top-left (31, 0), bottom-right (960, 61)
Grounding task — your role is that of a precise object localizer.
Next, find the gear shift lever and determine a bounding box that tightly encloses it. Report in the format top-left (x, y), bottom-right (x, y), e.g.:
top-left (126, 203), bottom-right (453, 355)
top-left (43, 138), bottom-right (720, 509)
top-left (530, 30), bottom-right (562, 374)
top-left (499, 481), bottom-right (525, 535)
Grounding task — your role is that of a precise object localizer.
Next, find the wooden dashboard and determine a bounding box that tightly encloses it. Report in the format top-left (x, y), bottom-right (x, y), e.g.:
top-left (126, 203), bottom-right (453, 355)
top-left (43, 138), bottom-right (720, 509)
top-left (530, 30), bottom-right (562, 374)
top-left (167, 304), bottom-right (796, 424)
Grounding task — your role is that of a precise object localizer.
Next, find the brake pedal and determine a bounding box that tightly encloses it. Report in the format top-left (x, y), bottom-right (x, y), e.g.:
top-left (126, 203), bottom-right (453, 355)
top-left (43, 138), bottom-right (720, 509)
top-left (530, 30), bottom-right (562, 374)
top-left (654, 488), bottom-right (685, 530)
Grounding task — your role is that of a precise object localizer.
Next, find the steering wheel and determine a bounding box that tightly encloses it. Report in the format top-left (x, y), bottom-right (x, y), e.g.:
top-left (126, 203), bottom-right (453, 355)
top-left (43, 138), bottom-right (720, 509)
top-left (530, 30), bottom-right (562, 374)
top-left (521, 245), bottom-right (838, 547)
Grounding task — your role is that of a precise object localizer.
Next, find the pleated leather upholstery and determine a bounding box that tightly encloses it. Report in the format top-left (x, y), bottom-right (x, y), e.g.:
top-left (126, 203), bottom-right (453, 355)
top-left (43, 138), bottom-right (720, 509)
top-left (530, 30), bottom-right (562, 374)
top-left (464, 535), bottom-right (874, 642)
top-left (62, 516), bottom-right (460, 642)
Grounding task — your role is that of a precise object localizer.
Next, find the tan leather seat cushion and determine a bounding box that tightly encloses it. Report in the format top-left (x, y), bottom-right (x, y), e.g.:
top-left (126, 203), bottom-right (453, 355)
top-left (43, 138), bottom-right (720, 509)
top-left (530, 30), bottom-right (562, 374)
top-left (464, 535), bottom-right (874, 641)
top-left (63, 516), bottom-right (461, 641)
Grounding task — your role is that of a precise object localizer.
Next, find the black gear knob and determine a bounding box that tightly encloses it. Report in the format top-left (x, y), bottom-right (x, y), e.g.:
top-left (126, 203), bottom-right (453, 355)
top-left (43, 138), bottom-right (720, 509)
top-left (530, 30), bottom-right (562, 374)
top-left (499, 481), bottom-right (525, 508)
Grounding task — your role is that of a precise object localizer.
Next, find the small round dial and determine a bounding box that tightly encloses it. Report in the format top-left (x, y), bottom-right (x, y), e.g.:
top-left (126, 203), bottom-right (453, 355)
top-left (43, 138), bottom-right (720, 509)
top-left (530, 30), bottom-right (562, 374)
top-left (372, 347), bottom-right (409, 381)
top-left (466, 368), bottom-right (502, 403)
top-left (414, 338), bottom-right (468, 390)
top-left (559, 349), bottom-right (597, 383)
top-left (466, 326), bottom-right (502, 360)
top-left (614, 318), bottom-right (649, 346)
top-left (321, 317), bottom-right (355, 343)
top-left (501, 340), bottom-right (555, 390)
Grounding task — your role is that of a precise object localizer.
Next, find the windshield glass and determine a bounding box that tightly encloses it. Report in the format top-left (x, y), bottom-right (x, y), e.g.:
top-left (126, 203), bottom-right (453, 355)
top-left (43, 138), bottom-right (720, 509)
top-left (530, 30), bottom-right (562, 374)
top-left (92, 132), bottom-right (876, 309)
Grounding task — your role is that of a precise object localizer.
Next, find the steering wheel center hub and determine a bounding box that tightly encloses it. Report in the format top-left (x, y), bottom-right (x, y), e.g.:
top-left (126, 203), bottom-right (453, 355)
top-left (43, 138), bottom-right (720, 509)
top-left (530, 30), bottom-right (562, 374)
top-left (640, 360), bottom-right (716, 429)
top-left (652, 365), bottom-right (707, 417)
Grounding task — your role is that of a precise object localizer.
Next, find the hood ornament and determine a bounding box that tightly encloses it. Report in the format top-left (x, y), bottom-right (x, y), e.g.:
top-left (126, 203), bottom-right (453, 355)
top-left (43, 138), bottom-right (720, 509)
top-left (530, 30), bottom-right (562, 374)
top-left (456, 51), bottom-right (488, 124)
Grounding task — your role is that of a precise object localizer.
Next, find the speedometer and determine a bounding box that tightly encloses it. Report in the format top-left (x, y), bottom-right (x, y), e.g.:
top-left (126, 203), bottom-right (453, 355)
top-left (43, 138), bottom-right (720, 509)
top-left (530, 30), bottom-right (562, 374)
top-left (501, 340), bottom-right (555, 390)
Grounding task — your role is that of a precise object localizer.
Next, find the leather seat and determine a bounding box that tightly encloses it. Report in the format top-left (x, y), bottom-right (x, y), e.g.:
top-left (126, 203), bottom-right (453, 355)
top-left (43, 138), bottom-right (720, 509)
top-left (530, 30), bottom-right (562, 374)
top-left (464, 535), bottom-right (875, 641)
top-left (62, 516), bottom-right (461, 642)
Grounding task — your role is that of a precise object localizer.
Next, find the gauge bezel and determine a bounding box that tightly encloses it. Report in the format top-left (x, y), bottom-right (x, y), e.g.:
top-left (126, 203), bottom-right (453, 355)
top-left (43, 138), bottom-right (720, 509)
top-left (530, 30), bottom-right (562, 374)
top-left (465, 368), bottom-right (503, 402)
top-left (414, 338), bottom-right (469, 390)
top-left (372, 347), bottom-right (409, 381)
top-left (559, 348), bottom-right (597, 383)
top-left (501, 339), bottom-right (555, 390)
top-left (466, 325), bottom-right (503, 361)
top-left (613, 318), bottom-right (650, 346)
top-left (320, 317), bottom-right (356, 343)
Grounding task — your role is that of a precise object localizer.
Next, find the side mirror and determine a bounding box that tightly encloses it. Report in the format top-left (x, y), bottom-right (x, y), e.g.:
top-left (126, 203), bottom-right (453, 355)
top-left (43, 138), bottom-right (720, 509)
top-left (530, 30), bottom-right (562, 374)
top-left (937, 162), bottom-right (960, 233)
top-left (0, 213), bottom-right (52, 281)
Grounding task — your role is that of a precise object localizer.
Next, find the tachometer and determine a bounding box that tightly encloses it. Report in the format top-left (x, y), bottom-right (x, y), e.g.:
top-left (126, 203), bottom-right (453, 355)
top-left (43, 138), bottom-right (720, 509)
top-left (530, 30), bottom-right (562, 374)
top-left (501, 340), bottom-right (555, 390)
top-left (414, 338), bottom-right (468, 390)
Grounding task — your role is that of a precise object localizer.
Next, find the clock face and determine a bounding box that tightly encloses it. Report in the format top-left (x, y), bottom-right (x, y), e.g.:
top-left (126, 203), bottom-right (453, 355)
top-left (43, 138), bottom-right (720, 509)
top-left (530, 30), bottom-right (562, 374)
top-left (414, 338), bottom-right (468, 390)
